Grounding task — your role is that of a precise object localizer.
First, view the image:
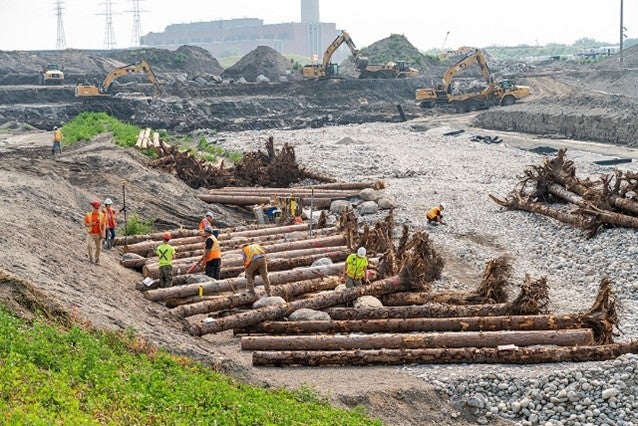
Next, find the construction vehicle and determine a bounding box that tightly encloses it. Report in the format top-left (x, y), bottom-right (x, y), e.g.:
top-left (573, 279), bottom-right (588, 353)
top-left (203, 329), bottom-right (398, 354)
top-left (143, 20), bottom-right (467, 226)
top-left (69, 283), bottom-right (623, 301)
top-left (40, 64), bottom-right (64, 85)
top-left (416, 48), bottom-right (530, 112)
top-left (302, 31), bottom-right (369, 79)
top-left (359, 60), bottom-right (420, 79)
top-left (75, 59), bottom-right (162, 98)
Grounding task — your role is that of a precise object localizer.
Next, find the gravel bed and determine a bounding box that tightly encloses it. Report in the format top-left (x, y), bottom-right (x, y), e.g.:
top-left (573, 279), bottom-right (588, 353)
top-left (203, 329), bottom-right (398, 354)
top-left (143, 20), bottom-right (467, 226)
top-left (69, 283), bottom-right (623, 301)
top-left (218, 121), bottom-right (638, 425)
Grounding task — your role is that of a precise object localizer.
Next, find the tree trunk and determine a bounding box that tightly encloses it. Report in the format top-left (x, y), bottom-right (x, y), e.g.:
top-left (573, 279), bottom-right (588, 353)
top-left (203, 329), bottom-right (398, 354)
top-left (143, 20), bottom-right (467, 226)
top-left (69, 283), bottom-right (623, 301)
top-left (171, 277), bottom-right (340, 318)
top-left (490, 193), bottom-right (593, 229)
top-left (609, 194), bottom-right (638, 215)
top-left (210, 188), bottom-right (361, 198)
top-left (114, 223), bottom-right (276, 246)
top-left (198, 194), bottom-right (332, 209)
top-left (188, 277), bottom-right (404, 336)
top-left (252, 342), bottom-right (638, 367)
top-left (380, 291), bottom-right (508, 306)
top-left (237, 313), bottom-right (601, 335)
top-left (324, 304), bottom-right (520, 320)
top-left (144, 262), bottom-right (349, 301)
top-left (310, 180), bottom-right (386, 190)
top-left (241, 329), bottom-right (594, 351)
top-left (547, 183), bottom-right (590, 208)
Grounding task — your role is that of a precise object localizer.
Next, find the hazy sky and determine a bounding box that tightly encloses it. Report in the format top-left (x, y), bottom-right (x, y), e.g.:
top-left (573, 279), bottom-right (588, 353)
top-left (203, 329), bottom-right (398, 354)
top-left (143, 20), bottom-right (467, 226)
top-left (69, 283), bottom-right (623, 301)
top-left (0, 0), bottom-right (634, 51)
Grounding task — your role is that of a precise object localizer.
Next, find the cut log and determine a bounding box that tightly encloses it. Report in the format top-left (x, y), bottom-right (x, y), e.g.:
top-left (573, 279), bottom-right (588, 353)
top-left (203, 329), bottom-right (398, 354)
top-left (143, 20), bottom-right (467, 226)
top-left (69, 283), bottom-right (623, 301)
top-left (324, 304), bottom-right (517, 320)
top-left (209, 188), bottom-right (360, 198)
top-left (311, 180), bottom-right (386, 190)
top-left (114, 223), bottom-right (276, 246)
top-left (199, 194), bottom-right (332, 209)
top-left (188, 277), bottom-right (404, 336)
top-left (252, 342), bottom-right (638, 367)
top-left (241, 329), bottom-right (594, 351)
top-left (171, 277), bottom-right (340, 317)
top-left (237, 313), bottom-right (600, 335)
top-left (144, 262), bottom-right (349, 301)
top-left (143, 247), bottom-right (350, 279)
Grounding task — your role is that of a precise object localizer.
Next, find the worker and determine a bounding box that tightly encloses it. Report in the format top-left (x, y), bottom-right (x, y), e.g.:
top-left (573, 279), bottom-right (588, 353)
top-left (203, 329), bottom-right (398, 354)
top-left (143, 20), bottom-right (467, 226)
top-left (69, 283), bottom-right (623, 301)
top-left (52, 126), bottom-right (62, 155)
top-left (242, 243), bottom-right (271, 297)
top-left (198, 227), bottom-right (221, 279)
top-left (83, 200), bottom-right (106, 264)
top-left (426, 203), bottom-right (446, 225)
top-left (343, 247), bottom-right (369, 288)
top-left (102, 198), bottom-right (117, 249)
top-left (156, 233), bottom-right (176, 288)
top-left (198, 211), bottom-right (214, 236)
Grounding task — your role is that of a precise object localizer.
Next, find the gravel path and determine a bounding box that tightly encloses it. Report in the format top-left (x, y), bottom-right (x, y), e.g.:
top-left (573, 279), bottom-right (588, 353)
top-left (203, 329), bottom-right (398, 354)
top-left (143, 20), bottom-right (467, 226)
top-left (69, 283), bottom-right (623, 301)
top-left (218, 116), bottom-right (638, 426)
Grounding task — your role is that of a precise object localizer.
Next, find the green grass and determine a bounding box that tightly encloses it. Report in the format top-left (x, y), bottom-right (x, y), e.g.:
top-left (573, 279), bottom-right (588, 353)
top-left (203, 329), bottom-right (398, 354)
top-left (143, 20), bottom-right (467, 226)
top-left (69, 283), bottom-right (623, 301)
top-left (123, 211), bottom-right (155, 235)
top-left (0, 308), bottom-right (381, 425)
top-left (60, 111), bottom-right (141, 148)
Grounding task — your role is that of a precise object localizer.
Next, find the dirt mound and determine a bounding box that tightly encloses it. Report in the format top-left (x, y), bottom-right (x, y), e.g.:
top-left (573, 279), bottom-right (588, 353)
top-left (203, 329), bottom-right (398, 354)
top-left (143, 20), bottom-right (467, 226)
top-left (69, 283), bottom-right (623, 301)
top-left (340, 34), bottom-right (437, 76)
top-left (221, 46), bottom-right (291, 82)
top-left (0, 50), bottom-right (125, 84)
top-left (106, 45), bottom-right (224, 76)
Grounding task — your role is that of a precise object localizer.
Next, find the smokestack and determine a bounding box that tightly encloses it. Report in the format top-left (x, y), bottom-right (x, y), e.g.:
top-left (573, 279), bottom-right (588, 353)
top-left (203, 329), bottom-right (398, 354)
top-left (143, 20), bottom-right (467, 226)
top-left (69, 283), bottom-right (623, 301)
top-left (301, 0), bottom-right (319, 23)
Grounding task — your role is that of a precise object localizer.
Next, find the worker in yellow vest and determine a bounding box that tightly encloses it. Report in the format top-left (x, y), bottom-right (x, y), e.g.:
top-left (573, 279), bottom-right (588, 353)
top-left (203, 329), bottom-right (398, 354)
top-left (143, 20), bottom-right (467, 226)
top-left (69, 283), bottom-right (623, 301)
top-left (242, 243), bottom-right (271, 296)
top-left (198, 228), bottom-right (221, 279)
top-left (52, 126), bottom-right (62, 155)
top-left (426, 203), bottom-right (446, 225)
top-left (343, 247), bottom-right (369, 288)
top-left (156, 233), bottom-right (176, 288)
top-left (83, 200), bottom-right (106, 264)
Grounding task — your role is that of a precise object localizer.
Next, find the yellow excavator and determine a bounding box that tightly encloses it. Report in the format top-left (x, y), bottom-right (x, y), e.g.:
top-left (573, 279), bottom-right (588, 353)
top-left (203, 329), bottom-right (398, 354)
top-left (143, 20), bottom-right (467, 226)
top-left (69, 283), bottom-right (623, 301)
top-left (302, 31), bottom-right (369, 78)
top-left (75, 59), bottom-right (162, 98)
top-left (40, 64), bottom-right (65, 85)
top-left (359, 60), bottom-right (420, 79)
top-left (416, 48), bottom-right (530, 112)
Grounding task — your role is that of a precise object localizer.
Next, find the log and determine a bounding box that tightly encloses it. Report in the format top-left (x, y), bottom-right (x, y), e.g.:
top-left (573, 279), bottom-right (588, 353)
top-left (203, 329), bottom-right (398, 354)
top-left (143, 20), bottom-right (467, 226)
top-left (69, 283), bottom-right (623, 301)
top-left (311, 180), bottom-right (386, 190)
top-left (209, 188), bottom-right (360, 198)
top-left (241, 329), bottom-right (594, 351)
top-left (188, 277), bottom-right (404, 336)
top-left (142, 247), bottom-right (350, 279)
top-left (144, 262), bottom-right (349, 301)
top-left (325, 304), bottom-right (518, 320)
top-left (114, 223), bottom-right (275, 246)
top-left (252, 342), bottom-right (638, 367)
top-left (171, 277), bottom-right (340, 318)
top-left (198, 194), bottom-right (332, 209)
top-left (237, 313), bottom-right (602, 335)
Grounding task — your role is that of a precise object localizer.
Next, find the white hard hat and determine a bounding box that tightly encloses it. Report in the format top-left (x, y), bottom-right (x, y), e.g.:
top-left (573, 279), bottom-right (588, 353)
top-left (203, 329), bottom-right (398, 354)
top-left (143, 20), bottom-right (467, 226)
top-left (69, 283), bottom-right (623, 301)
top-left (439, 202), bottom-right (446, 209)
top-left (104, 198), bottom-right (113, 205)
top-left (206, 211), bottom-right (214, 217)
top-left (357, 247), bottom-right (367, 257)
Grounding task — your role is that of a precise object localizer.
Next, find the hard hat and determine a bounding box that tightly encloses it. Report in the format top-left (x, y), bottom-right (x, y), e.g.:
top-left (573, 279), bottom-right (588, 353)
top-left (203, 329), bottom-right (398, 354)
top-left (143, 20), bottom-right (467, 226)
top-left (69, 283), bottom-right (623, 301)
top-left (206, 211), bottom-right (214, 218)
top-left (357, 247), bottom-right (367, 257)
top-left (163, 232), bottom-right (171, 240)
top-left (104, 198), bottom-right (113, 205)
top-left (204, 227), bottom-right (214, 234)
top-left (91, 201), bottom-right (101, 208)
top-left (212, 229), bottom-right (220, 237)
top-left (53, 126), bottom-right (58, 130)
top-left (439, 202), bottom-right (446, 209)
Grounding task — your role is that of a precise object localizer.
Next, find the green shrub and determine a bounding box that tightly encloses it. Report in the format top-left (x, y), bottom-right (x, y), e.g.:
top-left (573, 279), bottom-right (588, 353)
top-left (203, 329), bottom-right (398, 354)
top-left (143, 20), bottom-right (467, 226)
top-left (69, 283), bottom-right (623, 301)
top-left (0, 309), bottom-right (381, 425)
top-left (123, 211), bottom-right (154, 235)
top-left (60, 112), bottom-right (141, 147)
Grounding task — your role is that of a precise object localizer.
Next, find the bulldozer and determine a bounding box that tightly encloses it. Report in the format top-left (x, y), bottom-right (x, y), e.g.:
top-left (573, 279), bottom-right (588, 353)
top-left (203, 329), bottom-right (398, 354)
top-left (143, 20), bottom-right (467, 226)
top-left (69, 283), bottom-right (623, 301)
top-left (359, 60), bottom-right (420, 79)
top-left (302, 31), bottom-right (369, 79)
top-left (40, 64), bottom-right (64, 85)
top-left (75, 59), bottom-right (162, 98)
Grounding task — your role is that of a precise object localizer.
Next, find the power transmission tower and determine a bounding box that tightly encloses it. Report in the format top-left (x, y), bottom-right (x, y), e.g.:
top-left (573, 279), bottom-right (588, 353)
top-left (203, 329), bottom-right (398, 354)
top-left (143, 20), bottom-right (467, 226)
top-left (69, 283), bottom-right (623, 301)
top-left (55, 0), bottom-right (66, 50)
top-left (129, 0), bottom-right (143, 47)
top-left (101, 0), bottom-right (117, 50)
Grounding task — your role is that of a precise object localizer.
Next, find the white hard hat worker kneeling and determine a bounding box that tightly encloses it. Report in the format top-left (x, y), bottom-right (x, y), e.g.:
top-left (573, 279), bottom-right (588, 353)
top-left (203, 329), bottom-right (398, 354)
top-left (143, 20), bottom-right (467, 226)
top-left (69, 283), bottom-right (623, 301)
top-left (343, 247), bottom-right (369, 289)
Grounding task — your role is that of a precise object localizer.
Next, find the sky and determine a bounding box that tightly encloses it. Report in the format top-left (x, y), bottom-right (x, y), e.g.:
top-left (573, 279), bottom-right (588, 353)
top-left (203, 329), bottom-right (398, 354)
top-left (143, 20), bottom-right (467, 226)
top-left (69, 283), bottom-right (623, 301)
top-left (0, 0), bottom-right (634, 52)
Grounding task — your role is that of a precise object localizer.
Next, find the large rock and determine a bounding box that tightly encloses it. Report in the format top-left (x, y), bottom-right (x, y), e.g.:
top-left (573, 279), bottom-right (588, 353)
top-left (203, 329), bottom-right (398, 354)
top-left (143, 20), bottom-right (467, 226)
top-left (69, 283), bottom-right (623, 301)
top-left (353, 295), bottom-right (383, 308)
top-left (253, 295), bottom-right (286, 308)
top-left (358, 201), bottom-right (379, 215)
top-left (377, 195), bottom-right (397, 209)
top-left (330, 199), bottom-right (352, 214)
top-left (359, 188), bottom-right (379, 201)
top-left (288, 308), bottom-right (331, 321)
top-left (311, 257), bottom-right (334, 267)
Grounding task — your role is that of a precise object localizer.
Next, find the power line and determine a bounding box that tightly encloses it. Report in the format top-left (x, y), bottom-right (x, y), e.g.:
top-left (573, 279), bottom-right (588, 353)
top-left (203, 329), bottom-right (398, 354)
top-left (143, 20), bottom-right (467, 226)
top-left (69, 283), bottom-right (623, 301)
top-left (55, 0), bottom-right (66, 50)
top-left (100, 0), bottom-right (117, 50)
top-left (128, 0), bottom-right (144, 47)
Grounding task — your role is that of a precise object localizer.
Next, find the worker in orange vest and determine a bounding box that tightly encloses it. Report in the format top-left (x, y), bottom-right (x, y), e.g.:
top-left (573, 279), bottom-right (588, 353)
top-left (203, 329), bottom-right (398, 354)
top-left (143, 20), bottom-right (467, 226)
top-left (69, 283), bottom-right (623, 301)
top-left (102, 198), bottom-right (117, 249)
top-left (198, 212), bottom-right (214, 236)
top-left (83, 200), bottom-right (106, 264)
top-left (426, 203), bottom-right (446, 225)
top-left (198, 228), bottom-right (221, 279)
top-left (242, 243), bottom-right (271, 297)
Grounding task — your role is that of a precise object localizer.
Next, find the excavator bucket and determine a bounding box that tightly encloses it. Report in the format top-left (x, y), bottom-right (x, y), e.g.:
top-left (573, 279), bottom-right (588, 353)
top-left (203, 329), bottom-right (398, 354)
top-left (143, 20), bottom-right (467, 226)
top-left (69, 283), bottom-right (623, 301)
top-left (355, 56), bottom-right (369, 70)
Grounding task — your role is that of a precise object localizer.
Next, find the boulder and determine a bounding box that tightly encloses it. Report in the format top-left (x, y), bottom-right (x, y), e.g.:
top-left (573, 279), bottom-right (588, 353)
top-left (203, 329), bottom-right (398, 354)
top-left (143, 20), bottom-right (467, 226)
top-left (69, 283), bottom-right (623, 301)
top-left (377, 195), bottom-right (397, 209)
top-left (330, 199), bottom-right (352, 214)
top-left (311, 257), bottom-right (334, 267)
top-left (358, 201), bottom-right (379, 215)
top-left (288, 308), bottom-right (331, 321)
top-left (353, 295), bottom-right (383, 308)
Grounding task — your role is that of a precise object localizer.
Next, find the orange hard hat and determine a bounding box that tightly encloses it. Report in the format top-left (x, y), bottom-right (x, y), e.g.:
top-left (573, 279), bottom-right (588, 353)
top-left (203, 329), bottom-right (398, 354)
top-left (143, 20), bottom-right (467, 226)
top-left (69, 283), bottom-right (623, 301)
top-left (91, 201), bottom-right (101, 208)
top-left (163, 232), bottom-right (171, 241)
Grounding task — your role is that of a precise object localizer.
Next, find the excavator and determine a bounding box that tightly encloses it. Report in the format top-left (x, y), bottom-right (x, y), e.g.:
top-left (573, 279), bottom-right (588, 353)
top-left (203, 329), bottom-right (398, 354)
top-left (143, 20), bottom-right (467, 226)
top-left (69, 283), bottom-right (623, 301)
top-left (416, 48), bottom-right (530, 112)
top-left (75, 59), bottom-right (162, 98)
top-left (302, 31), bottom-right (369, 79)
top-left (358, 60), bottom-right (419, 79)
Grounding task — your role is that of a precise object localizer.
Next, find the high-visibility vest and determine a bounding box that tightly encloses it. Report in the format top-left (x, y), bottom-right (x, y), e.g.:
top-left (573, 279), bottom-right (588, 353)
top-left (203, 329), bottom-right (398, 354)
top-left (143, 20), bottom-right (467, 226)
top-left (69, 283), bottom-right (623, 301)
top-left (156, 243), bottom-right (175, 267)
top-left (84, 211), bottom-right (105, 235)
top-left (242, 244), bottom-right (265, 268)
top-left (426, 206), bottom-right (442, 220)
top-left (54, 129), bottom-right (62, 142)
top-left (204, 236), bottom-right (221, 262)
top-left (103, 207), bottom-right (117, 228)
top-left (345, 253), bottom-right (368, 279)
top-left (199, 218), bottom-right (212, 235)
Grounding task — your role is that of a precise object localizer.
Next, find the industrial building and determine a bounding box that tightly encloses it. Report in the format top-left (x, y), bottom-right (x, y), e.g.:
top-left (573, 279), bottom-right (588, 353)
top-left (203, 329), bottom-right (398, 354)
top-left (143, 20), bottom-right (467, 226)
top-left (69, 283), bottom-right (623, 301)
top-left (140, 0), bottom-right (342, 60)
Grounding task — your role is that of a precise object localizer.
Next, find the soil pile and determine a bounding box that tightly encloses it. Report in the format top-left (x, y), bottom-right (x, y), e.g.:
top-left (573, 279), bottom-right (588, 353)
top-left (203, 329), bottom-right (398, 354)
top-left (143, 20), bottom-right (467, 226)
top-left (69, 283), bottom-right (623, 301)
top-left (106, 45), bottom-right (224, 76)
top-left (340, 34), bottom-right (438, 76)
top-left (221, 46), bottom-right (291, 82)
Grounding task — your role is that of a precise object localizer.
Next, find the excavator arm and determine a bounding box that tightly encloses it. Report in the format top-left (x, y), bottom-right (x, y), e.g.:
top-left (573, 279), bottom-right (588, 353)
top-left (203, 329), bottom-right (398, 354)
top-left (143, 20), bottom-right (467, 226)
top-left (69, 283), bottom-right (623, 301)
top-left (101, 60), bottom-right (162, 97)
top-left (303, 30), bottom-right (368, 78)
top-left (441, 49), bottom-right (492, 92)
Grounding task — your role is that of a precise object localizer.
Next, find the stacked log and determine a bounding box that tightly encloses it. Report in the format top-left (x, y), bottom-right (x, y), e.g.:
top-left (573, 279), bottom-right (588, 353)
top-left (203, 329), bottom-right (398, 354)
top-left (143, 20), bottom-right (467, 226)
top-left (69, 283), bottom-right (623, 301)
top-left (490, 148), bottom-right (638, 237)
